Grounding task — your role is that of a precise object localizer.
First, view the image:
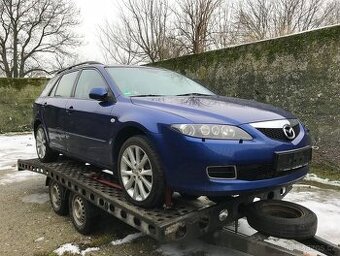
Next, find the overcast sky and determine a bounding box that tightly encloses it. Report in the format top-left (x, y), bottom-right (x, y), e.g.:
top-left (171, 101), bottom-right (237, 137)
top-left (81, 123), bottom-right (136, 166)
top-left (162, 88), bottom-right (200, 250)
top-left (74, 0), bottom-right (120, 63)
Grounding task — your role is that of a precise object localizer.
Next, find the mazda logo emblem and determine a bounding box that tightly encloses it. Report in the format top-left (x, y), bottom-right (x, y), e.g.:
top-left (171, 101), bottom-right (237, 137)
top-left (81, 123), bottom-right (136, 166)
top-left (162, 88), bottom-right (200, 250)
top-left (283, 124), bottom-right (296, 140)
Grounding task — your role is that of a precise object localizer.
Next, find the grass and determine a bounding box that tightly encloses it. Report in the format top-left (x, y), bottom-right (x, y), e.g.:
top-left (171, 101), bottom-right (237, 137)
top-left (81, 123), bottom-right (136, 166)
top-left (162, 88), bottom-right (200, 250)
top-left (310, 162), bottom-right (340, 181)
top-left (87, 233), bottom-right (118, 248)
top-left (33, 252), bottom-right (58, 256)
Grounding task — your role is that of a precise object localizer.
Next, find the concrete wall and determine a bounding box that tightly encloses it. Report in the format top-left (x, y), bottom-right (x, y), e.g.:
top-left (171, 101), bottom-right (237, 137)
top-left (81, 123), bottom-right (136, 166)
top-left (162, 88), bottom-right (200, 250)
top-left (150, 25), bottom-right (340, 169)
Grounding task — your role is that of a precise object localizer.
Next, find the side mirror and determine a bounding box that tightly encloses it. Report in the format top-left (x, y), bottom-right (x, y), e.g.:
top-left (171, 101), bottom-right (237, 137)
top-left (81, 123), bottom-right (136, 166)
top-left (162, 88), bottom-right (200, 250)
top-left (89, 87), bottom-right (108, 101)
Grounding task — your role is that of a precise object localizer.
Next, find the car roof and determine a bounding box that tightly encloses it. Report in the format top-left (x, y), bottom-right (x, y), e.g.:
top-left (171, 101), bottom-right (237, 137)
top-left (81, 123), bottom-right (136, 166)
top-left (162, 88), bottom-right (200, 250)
top-left (55, 61), bottom-right (160, 76)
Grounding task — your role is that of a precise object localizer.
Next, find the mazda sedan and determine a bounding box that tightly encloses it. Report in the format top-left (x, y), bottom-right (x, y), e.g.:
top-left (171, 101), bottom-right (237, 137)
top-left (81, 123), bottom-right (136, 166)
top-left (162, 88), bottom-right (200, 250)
top-left (33, 62), bottom-right (312, 208)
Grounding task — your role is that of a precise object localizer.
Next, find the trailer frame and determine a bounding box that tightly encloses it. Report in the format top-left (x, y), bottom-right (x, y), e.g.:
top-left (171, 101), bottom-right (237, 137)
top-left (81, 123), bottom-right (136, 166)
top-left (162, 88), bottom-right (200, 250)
top-left (17, 157), bottom-right (340, 255)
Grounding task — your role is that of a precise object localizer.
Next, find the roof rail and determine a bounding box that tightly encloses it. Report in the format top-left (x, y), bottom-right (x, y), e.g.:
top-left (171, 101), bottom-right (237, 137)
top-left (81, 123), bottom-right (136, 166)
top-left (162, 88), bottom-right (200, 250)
top-left (56, 61), bottom-right (104, 74)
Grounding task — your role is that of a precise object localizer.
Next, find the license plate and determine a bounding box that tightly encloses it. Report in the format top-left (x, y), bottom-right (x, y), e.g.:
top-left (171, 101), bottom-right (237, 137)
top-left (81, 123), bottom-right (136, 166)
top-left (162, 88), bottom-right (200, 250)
top-left (275, 146), bottom-right (312, 172)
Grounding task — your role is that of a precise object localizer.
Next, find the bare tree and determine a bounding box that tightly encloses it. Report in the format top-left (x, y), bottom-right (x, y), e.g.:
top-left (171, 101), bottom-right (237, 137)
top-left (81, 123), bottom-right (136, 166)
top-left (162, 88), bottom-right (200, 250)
top-left (322, 0), bottom-right (340, 25)
top-left (99, 20), bottom-right (139, 65)
top-left (236, 0), bottom-right (340, 42)
top-left (99, 0), bottom-right (180, 64)
top-left (211, 1), bottom-right (240, 49)
top-left (0, 0), bottom-right (80, 78)
top-left (174, 0), bottom-right (222, 54)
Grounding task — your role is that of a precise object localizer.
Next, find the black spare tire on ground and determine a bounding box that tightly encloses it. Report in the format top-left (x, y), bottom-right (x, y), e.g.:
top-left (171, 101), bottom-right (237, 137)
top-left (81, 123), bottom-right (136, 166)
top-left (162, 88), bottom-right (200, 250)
top-left (245, 200), bottom-right (317, 240)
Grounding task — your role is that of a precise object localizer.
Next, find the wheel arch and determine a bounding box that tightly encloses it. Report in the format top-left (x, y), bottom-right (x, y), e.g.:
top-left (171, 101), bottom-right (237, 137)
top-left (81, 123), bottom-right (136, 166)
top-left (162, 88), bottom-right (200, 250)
top-left (112, 124), bottom-right (150, 167)
top-left (33, 119), bottom-right (42, 136)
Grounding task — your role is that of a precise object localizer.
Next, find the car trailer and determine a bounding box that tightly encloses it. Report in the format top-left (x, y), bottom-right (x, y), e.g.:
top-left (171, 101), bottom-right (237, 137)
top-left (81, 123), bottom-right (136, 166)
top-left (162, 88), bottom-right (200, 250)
top-left (18, 158), bottom-right (340, 256)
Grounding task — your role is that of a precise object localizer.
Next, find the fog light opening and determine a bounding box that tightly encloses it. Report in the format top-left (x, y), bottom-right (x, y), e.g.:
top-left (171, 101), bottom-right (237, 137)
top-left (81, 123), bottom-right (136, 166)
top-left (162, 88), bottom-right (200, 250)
top-left (207, 166), bottom-right (237, 179)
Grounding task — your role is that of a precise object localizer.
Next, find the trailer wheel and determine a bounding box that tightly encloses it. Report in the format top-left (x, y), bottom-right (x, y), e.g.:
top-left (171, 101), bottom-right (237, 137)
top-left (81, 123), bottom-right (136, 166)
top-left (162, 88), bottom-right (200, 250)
top-left (49, 181), bottom-right (69, 216)
top-left (35, 124), bottom-right (59, 162)
top-left (69, 193), bottom-right (97, 235)
top-left (245, 200), bottom-right (317, 240)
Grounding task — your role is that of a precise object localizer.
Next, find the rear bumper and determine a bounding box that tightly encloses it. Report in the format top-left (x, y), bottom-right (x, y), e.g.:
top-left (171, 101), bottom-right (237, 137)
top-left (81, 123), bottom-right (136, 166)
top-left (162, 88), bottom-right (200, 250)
top-left (149, 124), bottom-right (311, 196)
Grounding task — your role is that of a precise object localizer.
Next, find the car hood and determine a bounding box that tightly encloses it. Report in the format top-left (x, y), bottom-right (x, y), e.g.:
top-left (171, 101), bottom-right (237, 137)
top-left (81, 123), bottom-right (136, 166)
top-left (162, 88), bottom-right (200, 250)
top-left (131, 96), bottom-right (295, 125)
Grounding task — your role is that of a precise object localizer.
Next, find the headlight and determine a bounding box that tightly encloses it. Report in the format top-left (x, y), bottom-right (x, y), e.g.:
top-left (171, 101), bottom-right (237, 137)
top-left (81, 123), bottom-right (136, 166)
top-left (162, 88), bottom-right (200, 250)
top-left (171, 124), bottom-right (253, 140)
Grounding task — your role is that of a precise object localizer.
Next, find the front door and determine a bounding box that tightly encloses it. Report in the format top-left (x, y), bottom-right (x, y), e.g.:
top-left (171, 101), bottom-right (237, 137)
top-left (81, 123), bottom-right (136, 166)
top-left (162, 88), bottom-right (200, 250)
top-left (65, 69), bottom-right (115, 167)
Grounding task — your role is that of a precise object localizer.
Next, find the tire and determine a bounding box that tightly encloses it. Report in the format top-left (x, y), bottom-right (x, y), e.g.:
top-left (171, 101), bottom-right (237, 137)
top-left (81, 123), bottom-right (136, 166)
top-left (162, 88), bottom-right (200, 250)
top-left (49, 180), bottom-right (69, 216)
top-left (69, 192), bottom-right (97, 235)
top-left (245, 200), bottom-right (317, 240)
top-left (35, 124), bottom-right (58, 162)
top-left (117, 135), bottom-right (165, 208)
top-left (180, 193), bottom-right (200, 201)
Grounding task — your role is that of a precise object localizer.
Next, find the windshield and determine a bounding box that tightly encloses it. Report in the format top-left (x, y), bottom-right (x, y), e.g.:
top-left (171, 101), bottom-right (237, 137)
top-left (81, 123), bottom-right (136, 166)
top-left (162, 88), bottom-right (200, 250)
top-left (106, 67), bottom-right (214, 97)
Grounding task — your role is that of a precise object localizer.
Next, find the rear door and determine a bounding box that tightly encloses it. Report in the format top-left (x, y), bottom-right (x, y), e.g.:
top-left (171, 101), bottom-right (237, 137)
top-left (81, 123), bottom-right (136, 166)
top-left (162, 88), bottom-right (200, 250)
top-left (65, 68), bottom-right (115, 167)
top-left (42, 71), bottom-right (79, 152)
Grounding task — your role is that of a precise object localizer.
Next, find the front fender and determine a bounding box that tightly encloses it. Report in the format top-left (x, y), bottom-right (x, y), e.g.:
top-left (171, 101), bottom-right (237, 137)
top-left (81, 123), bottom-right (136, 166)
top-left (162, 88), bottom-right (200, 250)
top-left (114, 101), bottom-right (191, 134)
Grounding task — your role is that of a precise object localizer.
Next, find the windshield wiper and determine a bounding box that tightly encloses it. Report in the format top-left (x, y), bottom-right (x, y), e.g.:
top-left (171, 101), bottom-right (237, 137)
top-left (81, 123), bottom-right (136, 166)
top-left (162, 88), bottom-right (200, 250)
top-left (175, 93), bottom-right (213, 96)
top-left (131, 94), bottom-right (165, 97)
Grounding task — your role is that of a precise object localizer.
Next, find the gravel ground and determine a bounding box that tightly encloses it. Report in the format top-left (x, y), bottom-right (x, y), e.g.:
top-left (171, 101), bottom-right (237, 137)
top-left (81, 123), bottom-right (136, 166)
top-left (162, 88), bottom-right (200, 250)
top-left (0, 134), bottom-right (339, 256)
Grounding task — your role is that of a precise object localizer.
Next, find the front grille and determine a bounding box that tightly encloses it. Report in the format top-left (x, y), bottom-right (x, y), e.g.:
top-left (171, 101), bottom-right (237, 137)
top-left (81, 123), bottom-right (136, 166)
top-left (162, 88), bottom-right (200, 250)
top-left (257, 124), bottom-right (300, 141)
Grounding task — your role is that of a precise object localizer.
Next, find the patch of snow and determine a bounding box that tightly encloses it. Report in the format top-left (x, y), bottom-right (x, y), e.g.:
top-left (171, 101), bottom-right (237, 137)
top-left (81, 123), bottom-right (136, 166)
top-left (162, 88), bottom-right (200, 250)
top-left (22, 193), bottom-right (49, 204)
top-left (0, 171), bottom-right (40, 185)
top-left (285, 186), bottom-right (340, 245)
top-left (111, 233), bottom-right (144, 245)
top-left (0, 134), bottom-right (37, 171)
top-left (224, 218), bottom-right (257, 237)
top-left (54, 243), bottom-right (80, 255)
top-left (35, 237), bottom-right (45, 242)
top-left (54, 243), bottom-right (99, 256)
top-left (305, 173), bottom-right (340, 187)
top-left (81, 247), bottom-right (100, 256)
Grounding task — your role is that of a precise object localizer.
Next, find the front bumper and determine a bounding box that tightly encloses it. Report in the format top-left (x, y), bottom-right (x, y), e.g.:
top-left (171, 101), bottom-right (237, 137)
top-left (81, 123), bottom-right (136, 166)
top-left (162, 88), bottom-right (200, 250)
top-left (150, 123), bottom-right (311, 196)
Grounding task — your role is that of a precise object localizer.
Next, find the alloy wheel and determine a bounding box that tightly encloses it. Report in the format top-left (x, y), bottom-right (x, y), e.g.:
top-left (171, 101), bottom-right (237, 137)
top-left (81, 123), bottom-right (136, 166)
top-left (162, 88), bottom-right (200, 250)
top-left (36, 128), bottom-right (47, 159)
top-left (120, 145), bottom-right (153, 201)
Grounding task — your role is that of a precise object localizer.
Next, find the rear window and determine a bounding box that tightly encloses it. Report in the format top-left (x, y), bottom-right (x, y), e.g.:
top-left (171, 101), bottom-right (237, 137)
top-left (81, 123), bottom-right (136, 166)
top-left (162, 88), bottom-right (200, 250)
top-left (54, 71), bottom-right (78, 98)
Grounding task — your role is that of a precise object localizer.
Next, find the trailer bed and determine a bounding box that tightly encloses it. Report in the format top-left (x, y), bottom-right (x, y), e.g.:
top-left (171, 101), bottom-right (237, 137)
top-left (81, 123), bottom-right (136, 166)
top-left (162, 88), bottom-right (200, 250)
top-left (18, 157), bottom-right (240, 242)
top-left (17, 157), bottom-right (340, 255)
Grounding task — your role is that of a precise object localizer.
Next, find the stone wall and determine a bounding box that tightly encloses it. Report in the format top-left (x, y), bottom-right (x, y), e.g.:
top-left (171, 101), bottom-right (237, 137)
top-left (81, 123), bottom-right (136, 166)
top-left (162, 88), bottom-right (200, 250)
top-left (150, 25), bottom-right (340, 169)
top-left (0, 78), bottom-right (47, 133)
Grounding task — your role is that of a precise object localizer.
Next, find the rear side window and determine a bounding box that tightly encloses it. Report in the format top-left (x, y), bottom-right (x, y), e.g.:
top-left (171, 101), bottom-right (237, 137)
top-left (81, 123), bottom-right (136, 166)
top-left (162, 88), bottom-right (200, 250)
top-left (74, 69), bottom-right (107, 99)
top-left (54, 71), bottom-right (78, 98)
top-left (40, 76), bottom-right (58, 97)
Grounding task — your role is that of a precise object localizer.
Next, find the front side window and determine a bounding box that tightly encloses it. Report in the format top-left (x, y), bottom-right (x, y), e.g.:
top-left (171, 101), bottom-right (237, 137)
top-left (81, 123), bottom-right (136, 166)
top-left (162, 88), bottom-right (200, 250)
top-left (54, 71), bottom-right (78, 98)
top-left (74, 69), bottom-right (107, 99)
top-left (106, 67), bottom-right (214, 97)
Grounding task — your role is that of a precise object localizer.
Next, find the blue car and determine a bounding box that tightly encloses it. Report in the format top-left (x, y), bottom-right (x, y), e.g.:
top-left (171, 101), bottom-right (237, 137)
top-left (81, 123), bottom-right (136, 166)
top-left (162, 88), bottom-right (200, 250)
top-left (33, 62), bottom-right (312, 208)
